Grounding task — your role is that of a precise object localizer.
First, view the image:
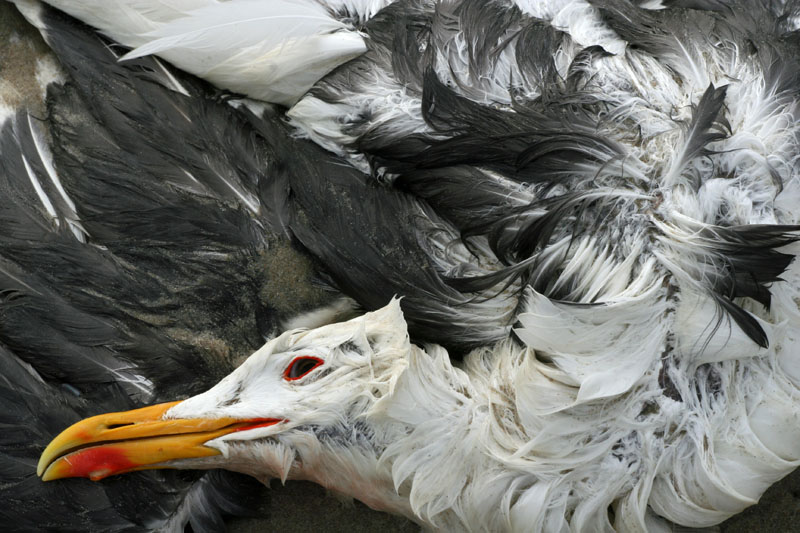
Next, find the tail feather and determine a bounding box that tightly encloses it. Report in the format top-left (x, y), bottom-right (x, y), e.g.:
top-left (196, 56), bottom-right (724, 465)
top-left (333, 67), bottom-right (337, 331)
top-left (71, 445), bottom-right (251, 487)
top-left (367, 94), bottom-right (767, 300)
top-left (31, 0), bottom-right (368, 106)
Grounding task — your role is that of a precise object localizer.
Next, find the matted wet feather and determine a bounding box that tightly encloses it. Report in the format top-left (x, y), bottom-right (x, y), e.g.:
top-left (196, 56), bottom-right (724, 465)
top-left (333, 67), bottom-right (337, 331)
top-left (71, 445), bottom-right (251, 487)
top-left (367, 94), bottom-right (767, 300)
top-left (3, 0), bottom-right (800, 531)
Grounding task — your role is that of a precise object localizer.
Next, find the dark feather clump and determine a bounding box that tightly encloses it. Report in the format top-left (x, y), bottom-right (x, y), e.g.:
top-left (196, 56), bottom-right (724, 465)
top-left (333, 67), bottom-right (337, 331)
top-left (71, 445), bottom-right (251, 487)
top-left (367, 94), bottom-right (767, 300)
top-left (704, 224), bottom-right (800, 347)
top-left (449, 0), bottom-right (523, 77)
top-left (673, 83), bottom-right (731, 190)
top-left (588, 0), bottom-right (678, 55)
top-left (356, 66), bottom-right (629, 304)
top-left (0, 6), bottom-right (323, 531)
top-left (35, 1), bottom-right (526, 362)
top-left (394, 165), bottom-right (515, 232)
top-left (362, 67), bottom-right (622, 178)
top-left (707, 224), bottom-right (800, 308)
top-left (254, 116), bottom-right (514, 347)
top-left (47, 1), bottom-right (524, 353)
top-left (660, 0), bottom-right (732, 11)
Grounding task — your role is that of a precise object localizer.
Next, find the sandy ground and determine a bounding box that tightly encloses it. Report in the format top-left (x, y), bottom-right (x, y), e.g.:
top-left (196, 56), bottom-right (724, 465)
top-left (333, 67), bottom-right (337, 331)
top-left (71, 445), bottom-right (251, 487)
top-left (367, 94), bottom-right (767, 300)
top-left (1, 3), bottom-right (798, 532)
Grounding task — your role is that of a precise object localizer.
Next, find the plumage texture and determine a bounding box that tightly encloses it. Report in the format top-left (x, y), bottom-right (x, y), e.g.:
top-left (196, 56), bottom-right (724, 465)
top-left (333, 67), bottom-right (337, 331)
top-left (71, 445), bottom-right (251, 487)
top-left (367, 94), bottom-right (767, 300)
top-left (4, 0), bottom-right (800, 531)
top-left (0, 4), bottom-right (333, 530)
top-left (154, 285), bottom-right (800, 530)
top-left (32, 0), bottom-right (372, 105)
top-left (175, 0), bottom-right (800, 528)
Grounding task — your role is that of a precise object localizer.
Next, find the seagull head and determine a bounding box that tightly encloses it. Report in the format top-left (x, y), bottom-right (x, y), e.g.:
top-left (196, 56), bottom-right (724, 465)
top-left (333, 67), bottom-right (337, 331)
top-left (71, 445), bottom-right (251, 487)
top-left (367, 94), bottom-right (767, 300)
top-left (38, 300), bottom-right (429, 514)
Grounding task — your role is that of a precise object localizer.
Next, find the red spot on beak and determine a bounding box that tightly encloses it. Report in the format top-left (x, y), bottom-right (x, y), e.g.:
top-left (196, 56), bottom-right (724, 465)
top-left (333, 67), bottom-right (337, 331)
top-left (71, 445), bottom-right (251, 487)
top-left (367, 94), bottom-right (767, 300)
top-left (63, 447), bottom-right (136, 481)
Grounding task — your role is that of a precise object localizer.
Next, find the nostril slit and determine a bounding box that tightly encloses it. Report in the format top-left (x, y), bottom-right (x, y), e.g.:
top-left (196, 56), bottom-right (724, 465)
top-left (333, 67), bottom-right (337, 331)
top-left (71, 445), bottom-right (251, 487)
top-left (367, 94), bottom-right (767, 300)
top-left (106, 423), bottom-right (134, 430)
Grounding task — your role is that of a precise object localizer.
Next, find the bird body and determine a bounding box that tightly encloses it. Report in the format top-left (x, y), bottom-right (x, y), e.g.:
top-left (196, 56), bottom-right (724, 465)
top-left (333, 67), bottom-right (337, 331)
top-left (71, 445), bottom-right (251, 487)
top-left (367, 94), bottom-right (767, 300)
top-left (3, 0), bottom-right (800, 531)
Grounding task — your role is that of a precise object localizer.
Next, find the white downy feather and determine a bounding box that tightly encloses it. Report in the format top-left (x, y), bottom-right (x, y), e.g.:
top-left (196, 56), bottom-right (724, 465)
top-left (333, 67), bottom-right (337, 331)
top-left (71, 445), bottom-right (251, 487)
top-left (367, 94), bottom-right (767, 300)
top-left (516, 274), bottom-right (668, 404)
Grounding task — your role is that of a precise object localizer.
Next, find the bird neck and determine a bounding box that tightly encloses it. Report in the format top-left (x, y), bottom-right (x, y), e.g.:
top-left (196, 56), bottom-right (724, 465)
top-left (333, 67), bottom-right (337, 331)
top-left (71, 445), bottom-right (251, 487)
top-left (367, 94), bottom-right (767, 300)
top-left (295, 343), bottom-right (491, 524)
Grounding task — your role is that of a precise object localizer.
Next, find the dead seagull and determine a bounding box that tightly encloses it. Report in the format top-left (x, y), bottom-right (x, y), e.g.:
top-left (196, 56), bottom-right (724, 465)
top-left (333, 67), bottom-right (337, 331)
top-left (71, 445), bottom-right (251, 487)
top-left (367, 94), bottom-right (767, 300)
top-left (5, 0), bottom-right (800, 531)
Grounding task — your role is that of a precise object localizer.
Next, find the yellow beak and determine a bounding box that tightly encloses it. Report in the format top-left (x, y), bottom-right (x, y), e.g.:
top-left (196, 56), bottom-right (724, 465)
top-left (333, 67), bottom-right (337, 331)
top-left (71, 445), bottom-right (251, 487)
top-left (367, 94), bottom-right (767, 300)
top-left (38, 401), bottom-right (283, 481)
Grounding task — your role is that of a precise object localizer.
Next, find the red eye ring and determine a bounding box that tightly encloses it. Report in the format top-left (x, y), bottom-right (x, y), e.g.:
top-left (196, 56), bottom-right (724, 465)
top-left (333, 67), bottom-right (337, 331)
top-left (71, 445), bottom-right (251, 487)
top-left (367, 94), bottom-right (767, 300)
top-left (283, 356), bottom-right (324, 381)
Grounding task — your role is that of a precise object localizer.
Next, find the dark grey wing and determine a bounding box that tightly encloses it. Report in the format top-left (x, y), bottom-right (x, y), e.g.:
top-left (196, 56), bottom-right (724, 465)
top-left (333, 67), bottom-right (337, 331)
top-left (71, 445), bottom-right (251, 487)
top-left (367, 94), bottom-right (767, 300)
top-left (253, 117), bottom-right (517, 350)
top-left (37, 3), bottom-right (507, 352)
top-left (0, 5), bottom-right (319, 531)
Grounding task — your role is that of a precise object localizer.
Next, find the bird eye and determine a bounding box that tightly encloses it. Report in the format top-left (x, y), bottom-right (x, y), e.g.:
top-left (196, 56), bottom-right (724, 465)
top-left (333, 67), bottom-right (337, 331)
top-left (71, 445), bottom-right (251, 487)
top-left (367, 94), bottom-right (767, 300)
top-left (284, 356), bottom-right (324, 381)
